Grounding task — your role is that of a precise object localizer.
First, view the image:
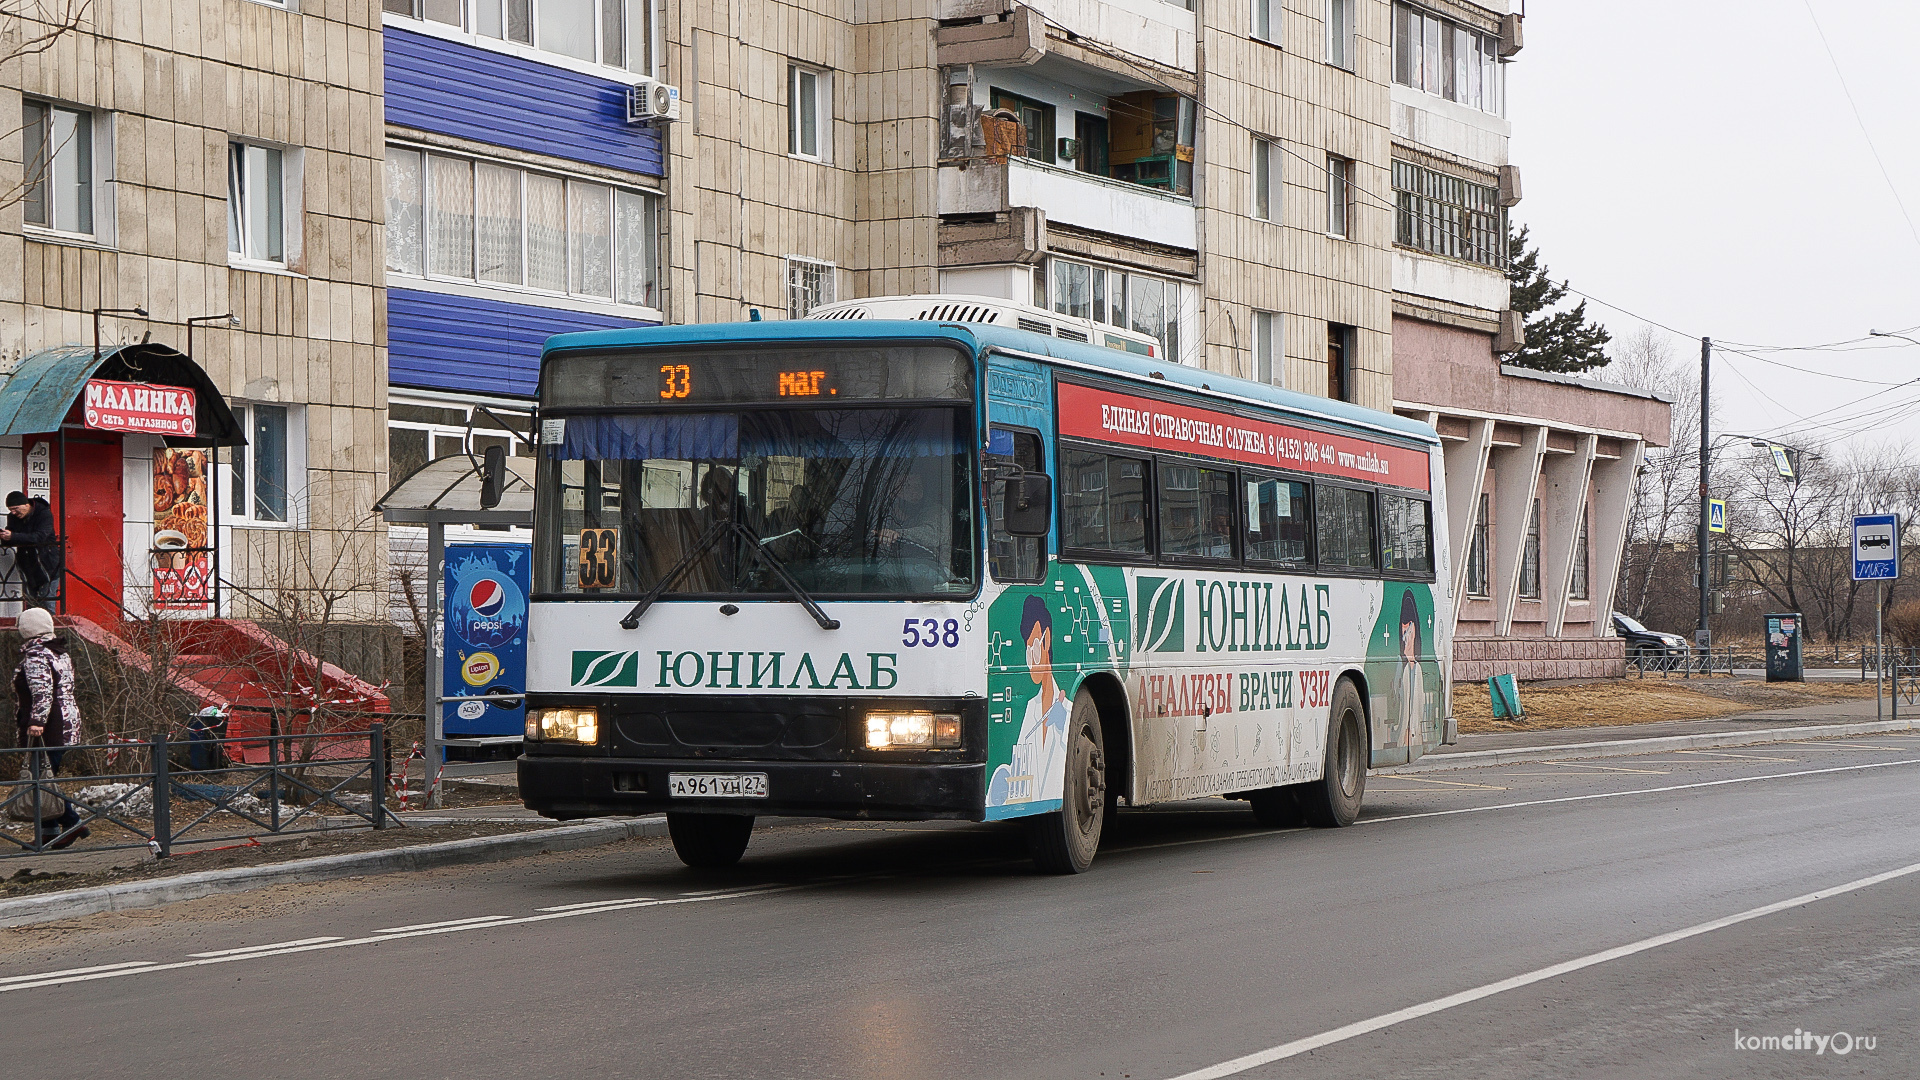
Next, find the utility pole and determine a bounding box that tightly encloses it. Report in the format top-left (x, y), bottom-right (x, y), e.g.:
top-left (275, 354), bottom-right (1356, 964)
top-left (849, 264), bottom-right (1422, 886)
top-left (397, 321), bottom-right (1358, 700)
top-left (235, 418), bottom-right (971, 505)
top-left (1697, 336), bottom-right (1712, 648)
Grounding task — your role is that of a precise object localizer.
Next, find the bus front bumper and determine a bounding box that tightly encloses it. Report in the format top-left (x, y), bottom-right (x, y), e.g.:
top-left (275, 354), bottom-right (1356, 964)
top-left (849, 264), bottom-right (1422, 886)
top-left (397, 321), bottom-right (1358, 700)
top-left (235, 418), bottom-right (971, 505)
top-left (518, 755), bottom-right (986, 822)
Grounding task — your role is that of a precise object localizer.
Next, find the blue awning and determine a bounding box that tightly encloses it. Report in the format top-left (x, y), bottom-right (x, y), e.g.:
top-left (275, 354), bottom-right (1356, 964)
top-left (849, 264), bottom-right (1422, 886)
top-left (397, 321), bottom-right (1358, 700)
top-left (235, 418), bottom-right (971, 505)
top-left (0, 343), bottom-right (246, 446)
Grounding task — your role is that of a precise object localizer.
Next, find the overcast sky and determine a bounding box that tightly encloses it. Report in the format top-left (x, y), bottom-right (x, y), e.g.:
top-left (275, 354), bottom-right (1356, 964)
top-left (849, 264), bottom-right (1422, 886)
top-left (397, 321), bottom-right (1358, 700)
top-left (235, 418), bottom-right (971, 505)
top-left (1507, 0), bottom-right (1920, 464)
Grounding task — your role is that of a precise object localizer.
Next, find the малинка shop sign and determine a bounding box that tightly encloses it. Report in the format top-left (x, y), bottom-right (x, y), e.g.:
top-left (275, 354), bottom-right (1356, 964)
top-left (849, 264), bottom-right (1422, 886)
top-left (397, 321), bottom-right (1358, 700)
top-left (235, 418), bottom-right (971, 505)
top-left (84, 379), bottom-right (197, 437)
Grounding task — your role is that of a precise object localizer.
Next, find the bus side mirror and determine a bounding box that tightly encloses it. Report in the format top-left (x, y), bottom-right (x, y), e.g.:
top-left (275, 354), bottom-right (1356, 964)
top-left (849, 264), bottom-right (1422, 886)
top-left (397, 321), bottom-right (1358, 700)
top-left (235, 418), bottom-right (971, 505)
top-left (479, 444), bottom-right (507, 509)
top-left (1004, 473), bottom-right (1051, 537)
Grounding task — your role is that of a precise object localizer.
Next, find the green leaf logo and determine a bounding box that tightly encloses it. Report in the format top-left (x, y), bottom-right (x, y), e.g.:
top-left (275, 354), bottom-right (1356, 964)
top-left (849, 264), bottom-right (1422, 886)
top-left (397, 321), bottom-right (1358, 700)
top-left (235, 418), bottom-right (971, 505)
top-left (1135, 576), bottom-right (1185, 653)
top-left (571, 650), bottom-right (640, 687)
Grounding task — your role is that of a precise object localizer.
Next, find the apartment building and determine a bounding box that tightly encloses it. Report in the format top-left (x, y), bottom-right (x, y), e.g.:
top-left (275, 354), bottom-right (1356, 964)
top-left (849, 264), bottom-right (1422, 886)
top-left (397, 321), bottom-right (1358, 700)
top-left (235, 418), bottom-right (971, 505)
top-left (1382, 0), bottom-right (1670, 678)
top-left (0, 0), bottom-right (388, 621)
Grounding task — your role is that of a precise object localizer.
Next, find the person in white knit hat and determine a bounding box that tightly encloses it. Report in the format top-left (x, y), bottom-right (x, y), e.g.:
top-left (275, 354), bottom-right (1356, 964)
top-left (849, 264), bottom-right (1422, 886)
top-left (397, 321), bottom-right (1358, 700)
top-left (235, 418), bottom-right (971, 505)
top-left (14, 606), bottom-right (85, 847)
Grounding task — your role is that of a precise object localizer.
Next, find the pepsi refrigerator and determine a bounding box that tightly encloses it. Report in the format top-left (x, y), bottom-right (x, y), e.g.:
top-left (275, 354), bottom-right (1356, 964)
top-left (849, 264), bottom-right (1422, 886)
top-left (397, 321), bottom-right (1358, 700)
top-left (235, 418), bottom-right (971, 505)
top-left (443, 543), bottom-right (531, 740)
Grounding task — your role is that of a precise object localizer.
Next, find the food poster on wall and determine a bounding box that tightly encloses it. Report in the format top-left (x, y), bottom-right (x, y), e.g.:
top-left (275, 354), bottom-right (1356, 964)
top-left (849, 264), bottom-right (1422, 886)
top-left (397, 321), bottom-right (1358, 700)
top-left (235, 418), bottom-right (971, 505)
top-left (443, 543), bottom-right (530, 737)
top-left (151, 448), bottom-right (211, 609)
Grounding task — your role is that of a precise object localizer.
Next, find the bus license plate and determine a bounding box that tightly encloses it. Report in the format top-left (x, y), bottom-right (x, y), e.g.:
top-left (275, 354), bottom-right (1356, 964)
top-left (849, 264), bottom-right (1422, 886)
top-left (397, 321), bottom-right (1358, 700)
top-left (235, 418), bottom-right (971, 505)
top-left (668, 772), bottom-right (768, 799)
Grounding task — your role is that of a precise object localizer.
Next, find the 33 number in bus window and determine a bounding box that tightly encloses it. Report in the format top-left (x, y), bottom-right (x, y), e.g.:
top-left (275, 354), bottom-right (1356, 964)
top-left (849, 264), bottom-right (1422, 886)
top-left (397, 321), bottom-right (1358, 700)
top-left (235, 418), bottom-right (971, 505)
top-left (902, 618), bottom-right (960, 648)
top-left (578, 528), bottom-right (620, 590)
top-left (659, 364), bottom-right (691, 400)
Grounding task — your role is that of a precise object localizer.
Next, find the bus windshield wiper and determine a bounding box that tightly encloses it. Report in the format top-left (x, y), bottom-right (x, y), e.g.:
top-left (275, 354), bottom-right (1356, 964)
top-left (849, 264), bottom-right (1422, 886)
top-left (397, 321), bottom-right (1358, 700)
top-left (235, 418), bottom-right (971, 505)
top-left (619, 519), bottom-right (840, 631)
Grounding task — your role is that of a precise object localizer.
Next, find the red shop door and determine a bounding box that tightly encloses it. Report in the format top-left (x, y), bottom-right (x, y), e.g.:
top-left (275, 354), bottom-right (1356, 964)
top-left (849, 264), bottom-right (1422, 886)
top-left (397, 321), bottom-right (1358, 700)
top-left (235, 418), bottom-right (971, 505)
top-left (25, 435), bottom-right (124, 624)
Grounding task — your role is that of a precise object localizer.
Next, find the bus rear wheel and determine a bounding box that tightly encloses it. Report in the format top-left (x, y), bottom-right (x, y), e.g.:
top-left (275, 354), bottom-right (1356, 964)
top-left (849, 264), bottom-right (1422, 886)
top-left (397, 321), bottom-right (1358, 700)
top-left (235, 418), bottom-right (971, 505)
top-left (667, 812), bottom-right (754, 868)
top-left (1028, 690), bottom-right (1108, 874)
top-left (1300, 678), bottom-right (1367, 828)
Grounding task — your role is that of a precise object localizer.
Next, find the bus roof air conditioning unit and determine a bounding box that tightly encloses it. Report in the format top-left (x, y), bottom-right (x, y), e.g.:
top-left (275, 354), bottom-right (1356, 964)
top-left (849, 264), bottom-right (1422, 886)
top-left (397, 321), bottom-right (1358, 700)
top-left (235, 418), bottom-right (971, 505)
top-left (628, 79), bottom-right (682, 124)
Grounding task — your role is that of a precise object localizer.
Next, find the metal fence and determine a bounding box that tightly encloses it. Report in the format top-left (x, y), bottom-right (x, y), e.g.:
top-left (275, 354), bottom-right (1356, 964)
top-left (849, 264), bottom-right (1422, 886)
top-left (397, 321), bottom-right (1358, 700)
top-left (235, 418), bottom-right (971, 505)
top-left (1, 722), bottom-right (392, 859)
top-left (1627, 647), bottom-right (1736, 678)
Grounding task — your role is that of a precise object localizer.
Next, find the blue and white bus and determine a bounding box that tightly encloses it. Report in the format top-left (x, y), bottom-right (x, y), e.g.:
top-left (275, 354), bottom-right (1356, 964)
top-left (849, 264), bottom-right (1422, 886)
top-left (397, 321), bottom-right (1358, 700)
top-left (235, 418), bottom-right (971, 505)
top-left (518, 304), bottom-right (1454, 872)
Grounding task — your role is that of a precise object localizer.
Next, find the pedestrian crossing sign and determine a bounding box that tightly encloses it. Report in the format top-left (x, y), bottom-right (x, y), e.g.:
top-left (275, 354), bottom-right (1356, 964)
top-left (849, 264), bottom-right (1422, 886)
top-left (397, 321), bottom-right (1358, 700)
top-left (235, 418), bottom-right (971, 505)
top-left (1707, 499), bottom-right (1727, 534)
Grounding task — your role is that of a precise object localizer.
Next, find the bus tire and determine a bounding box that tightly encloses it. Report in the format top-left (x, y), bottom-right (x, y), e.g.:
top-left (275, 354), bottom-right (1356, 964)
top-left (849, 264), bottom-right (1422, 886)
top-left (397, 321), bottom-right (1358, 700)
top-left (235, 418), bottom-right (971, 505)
top-left (667, 812), bottom-right (754, 868)
top-left (1300, 678), bottom-right (1367, 828)
top-left (1027, 690), bottom-right (1107, 874)
top-left (1248, 786), bottom-right (1305, 828)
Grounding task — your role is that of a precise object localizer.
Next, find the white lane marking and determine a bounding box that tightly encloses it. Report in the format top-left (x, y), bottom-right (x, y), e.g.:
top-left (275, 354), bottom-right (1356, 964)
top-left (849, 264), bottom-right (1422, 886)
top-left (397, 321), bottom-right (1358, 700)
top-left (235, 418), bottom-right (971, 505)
top-left (1543, 762), bottom-right (1670, 774)
top-left (1163, 856), bottom-right (1920, 1080)
top-left (536, 897), bottom-right (655, 912)
top-left (0, 961), bottom-right (155, 985)
top-left (1115, 757), bottom-right (1920, 856)
top-left (374, 916), bottom-right (511, 934)
top-left (0, 885), bottom-right (810, 994)
top-left (189, 937), bottom-right (341, 958)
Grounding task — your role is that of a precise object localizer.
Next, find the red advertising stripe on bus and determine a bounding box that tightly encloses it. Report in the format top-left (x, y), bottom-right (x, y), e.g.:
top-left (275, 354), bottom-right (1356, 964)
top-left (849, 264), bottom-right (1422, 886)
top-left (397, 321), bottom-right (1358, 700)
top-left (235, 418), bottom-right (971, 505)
top-left (1056, 381), bottom-right (1429, 491)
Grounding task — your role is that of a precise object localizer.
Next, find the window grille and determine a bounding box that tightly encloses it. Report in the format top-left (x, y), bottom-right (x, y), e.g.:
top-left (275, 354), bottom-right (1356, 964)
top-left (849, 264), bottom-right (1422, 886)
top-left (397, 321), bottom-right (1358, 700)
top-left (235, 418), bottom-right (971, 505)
top-left (786, 257), bottom-right (836, 319)
top-left (1393, 159), bottom-right (1503, 269)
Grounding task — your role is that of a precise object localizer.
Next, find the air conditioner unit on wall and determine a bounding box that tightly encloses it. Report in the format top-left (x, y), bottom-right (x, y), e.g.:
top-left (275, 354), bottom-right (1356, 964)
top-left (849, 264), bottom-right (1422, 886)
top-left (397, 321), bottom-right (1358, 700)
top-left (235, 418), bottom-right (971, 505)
top-left (627, 79), bottom-right (682, 124)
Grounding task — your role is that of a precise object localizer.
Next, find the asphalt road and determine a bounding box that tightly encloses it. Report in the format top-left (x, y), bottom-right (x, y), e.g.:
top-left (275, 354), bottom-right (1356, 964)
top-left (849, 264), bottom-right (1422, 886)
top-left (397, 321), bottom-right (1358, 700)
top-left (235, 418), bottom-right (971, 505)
top-left (4, 734), bottom-right (1918, 1080)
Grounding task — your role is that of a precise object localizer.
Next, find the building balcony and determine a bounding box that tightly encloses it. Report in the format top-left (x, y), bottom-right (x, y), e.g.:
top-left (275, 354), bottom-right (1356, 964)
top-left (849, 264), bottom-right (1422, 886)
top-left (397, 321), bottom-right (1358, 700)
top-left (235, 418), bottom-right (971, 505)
top-left (940, 157), bottom-right (1197, 252)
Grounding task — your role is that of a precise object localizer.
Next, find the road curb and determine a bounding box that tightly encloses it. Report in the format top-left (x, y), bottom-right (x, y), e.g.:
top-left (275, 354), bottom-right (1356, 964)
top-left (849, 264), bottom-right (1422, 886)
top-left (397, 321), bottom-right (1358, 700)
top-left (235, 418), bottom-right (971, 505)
top-left (0, 816), bottom-right (668, 929)
top-left (1381, 718), bottom-right (1920, 774)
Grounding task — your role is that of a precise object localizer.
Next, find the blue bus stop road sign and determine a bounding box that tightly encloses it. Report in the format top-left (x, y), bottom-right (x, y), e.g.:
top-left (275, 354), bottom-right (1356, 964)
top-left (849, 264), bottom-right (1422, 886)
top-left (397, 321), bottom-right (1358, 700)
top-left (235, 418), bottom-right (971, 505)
top-left (1853, 514), bottom-right (1900, 580)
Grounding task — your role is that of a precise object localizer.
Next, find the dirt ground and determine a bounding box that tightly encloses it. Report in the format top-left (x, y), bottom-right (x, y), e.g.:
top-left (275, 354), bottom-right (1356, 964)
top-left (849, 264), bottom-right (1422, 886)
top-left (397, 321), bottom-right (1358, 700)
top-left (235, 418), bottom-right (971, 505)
top-left (1453, 675), bottom-right (1882, 734)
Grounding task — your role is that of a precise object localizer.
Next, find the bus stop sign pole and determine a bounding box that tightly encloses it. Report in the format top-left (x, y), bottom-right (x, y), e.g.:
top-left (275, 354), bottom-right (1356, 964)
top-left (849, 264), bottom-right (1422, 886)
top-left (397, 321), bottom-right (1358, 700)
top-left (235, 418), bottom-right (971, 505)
top-left (1853, 514), bottom-right (1900, 720)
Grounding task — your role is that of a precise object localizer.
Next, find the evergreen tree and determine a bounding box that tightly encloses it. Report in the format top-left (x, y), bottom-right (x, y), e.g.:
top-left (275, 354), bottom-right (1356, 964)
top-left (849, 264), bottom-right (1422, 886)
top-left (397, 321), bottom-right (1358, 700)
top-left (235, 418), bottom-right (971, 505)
top-left (1505, 223), bottom-right (1612, 373)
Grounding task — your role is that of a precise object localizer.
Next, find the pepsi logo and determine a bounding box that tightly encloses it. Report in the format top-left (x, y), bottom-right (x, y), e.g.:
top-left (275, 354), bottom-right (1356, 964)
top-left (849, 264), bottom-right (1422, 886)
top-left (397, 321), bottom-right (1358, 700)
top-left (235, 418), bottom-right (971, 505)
top-left (469, 578), bottom-right (507, 617)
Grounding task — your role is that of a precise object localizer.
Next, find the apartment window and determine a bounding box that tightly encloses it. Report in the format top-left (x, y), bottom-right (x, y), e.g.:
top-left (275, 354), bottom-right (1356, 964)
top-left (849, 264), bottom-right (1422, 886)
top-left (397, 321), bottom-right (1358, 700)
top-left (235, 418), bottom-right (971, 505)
top-left (1393, 2), bottom-right (1504, 115)
top-left (228, 142), bottom-right (289, 265)
top-left (389, 401), bottom-right (531, 485)
top-left (1571, 506), bottom-right (1590, 599)
top-left (1251, 0), bottom-right (1276, 44)
top-left (1382, 493), bottom-right (1434, 575)
top-left (786, 256), bottom-right (836, 318)
top-left (990, 88), bottom-right (1055, 164)
top-left (1466, 491), bottom-right (1489, 596)
top-left (386, 146), bottom-right (659, 308)
top-left (789, 65), bottom-right (833, 161)
top-left (22, 101), bottom-right (103, 238)
top-left (1061, 448), bottom-right (1150, 555)
top-left (384, 0), bottom-right (650, 71)
top-left (1252, 138), bottom-right (1281, 222)
top-left (228, 403), bottom-right (303, 525)
top-left (1326, 0), bottom-right (1355, 70)
top-left (1253, 310), bottom-right (1282, 387)
top-left (1518, 498), bottom-right (1541, 598)
top-left (1393, 159), bottom-right (1503, 268)
top-left (1316, 484), bottom-right (1376, 570)
top-left (1041, 258), bottom-right (1188, 363)
top-left (1326, 155), bottom-right (1352, 237)
top-left (1326, 323), bottom-right (1353, 402)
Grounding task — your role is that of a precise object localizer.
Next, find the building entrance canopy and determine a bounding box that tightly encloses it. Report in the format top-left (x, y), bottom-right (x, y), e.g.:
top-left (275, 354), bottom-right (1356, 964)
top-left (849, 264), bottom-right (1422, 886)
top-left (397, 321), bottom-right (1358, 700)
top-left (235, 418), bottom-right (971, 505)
top-left (0, 344), bottom-right (247, 445)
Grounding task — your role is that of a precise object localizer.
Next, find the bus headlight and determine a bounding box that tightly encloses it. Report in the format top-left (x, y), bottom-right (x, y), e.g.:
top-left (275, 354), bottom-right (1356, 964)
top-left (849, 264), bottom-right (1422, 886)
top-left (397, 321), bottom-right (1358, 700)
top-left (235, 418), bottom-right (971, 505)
top-left (864, 712), bottom-right (961, 749)
top-left (528, 707), bottom-right (599, 744)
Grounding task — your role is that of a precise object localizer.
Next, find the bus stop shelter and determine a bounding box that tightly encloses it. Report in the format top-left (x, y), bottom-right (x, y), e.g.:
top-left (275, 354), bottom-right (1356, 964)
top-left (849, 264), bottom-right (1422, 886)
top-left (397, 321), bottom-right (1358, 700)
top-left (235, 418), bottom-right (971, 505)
top-left (374, 454), bottom-right (535, 799)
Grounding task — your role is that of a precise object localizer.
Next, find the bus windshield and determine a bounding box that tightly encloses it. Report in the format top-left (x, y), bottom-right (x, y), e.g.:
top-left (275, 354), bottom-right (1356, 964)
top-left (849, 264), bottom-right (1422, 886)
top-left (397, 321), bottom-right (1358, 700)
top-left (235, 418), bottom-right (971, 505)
top-left (536, 406), bottom-right (977, 598)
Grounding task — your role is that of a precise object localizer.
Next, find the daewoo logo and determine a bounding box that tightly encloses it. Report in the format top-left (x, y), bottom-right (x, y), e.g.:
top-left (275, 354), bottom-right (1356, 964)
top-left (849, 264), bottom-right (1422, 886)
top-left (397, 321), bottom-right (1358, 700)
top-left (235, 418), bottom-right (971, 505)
top-left (1135, 576), bottom-right (1185, 653)
top-left (572, 650), bottom-right (641, 687)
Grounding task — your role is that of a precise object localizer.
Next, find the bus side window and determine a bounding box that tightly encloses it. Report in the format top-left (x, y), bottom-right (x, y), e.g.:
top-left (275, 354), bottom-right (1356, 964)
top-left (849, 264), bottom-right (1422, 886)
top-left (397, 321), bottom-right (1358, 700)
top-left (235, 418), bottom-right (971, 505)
top-left (989, 427), bottom-right (1046, 583)
top-left (1382, 492), bottom-right (1434, 576)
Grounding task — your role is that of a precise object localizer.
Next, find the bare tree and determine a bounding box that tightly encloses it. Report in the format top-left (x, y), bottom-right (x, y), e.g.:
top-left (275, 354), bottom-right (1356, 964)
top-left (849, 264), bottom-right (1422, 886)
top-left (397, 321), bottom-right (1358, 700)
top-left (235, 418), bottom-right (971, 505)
top-left (0, 2), bottom-right (93, 211)
top-left (1610, 327), bottom-right (1710, 619)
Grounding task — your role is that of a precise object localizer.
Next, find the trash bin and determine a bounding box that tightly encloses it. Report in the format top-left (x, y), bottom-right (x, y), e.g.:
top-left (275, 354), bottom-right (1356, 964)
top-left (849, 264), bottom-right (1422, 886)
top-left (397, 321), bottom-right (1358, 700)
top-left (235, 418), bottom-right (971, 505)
top-left (185, 706), bottom-right (229, 771)
top-left (1764, 613), bottom-right (1804, 683)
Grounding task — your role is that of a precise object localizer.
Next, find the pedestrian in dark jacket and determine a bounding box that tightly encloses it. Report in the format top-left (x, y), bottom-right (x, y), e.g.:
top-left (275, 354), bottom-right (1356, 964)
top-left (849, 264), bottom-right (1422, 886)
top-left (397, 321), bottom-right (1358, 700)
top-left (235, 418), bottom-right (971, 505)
top-left (1, 492), bottom-right (62, 601)
top-left (14, 606), bottom-right (85, 847)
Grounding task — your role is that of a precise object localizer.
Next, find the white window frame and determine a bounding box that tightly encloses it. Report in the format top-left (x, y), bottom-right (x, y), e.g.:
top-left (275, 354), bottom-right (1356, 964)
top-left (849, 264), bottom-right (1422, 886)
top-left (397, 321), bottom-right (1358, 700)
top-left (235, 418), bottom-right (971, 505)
top-left (1252, 137), bottom-right (1281, 222)
top-left (785, 256), bottom-right (837, 319)
top-left (385, 143), bottom-right (662, 314)
top-left (788, 63), bottom-right (833, 163)
top-left (228, 140), bottom-right (302, 270)
top-left (1253, 310), bottom-right (1283, 387)
top-left (1250, 0), bottom-right (1277, 44)
top-left (224, 402), bottom-right (308, 528)
top-left (1326, 154), bottom-right (1351, 238)
top-left (382, 0), bottom-right (654, 79)
top-left (21, 99), bottom-right (113, 245)
top-left (1326, 0), bottom-right (1355, 70)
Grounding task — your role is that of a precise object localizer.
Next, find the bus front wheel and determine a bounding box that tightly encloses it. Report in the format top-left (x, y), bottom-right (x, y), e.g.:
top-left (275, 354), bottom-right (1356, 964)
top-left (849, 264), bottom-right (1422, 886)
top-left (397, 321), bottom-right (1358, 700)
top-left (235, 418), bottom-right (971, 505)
top-left (1300, 678), bottom-right (1367, 828)
top-left (1028, 690), bottom-right (1108, 874)
top-left (667, 812), bottom-right (754, 868)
